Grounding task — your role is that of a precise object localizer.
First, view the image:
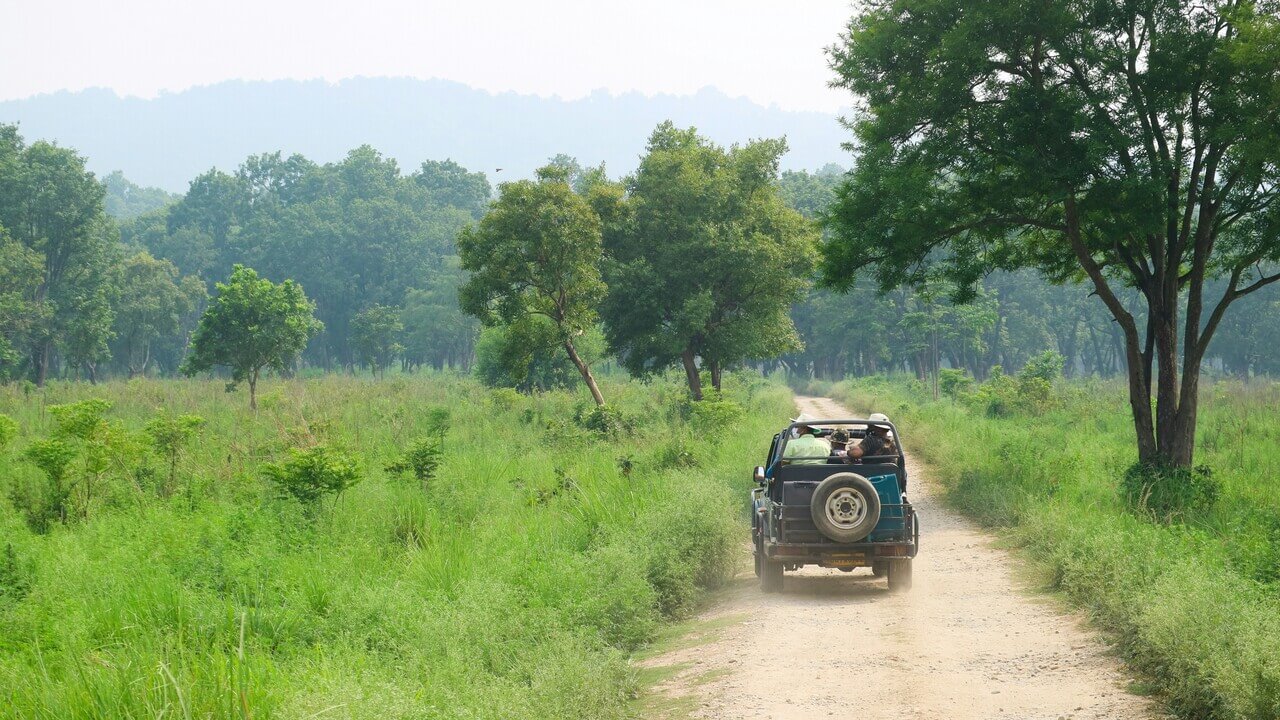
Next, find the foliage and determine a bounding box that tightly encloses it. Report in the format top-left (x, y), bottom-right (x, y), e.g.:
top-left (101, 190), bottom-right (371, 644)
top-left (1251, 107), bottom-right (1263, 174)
top-left (459, 164), bottom-right (609, 405)
top-left (182, 265), bottom-right (323, 408)
top-left (143, 411), bottom-right (206, 495)
top-left (110, 250), bottom-right (205, 377)
top-left (0, 125), bottom-right (116, 385)
top-left (824, 0), bottom-right (1280, 467)
top-left (16, 439), bottom-right (78, 530)
top-left (384, 437), bottom-right (442, 488)
top-left (101, 170), bottom-right (177, 220)
top-left (0, 373), bottom-right (793, 718)
top-left (1121, 462), bottom-right (1220, 523)
top-left (262, 444), bottom-right (361, 509)
top-left (0, 413), bottom-right (17, 451)
top-left (687, 398), bottom-right (745, 431)
top-left (350, 304), bottom-right (404, 377)
top-left (937, 369), bottom-right (973, 398)
top-left (602, 122), bottom-right (819, 399)
top-left (574, 404), bottom-right (630, 436)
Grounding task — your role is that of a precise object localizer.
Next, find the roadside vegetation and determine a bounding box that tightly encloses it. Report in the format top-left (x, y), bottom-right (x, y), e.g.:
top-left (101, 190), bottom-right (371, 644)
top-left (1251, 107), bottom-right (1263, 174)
top-left (809, 371), bottom-right (1280, 720)
top-left (0, 373), bottom-right (790, 718)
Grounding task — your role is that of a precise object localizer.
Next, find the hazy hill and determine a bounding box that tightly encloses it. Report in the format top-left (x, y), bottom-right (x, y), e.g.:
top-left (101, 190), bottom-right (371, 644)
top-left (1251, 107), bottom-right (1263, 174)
top-left (0, 78), bottom-right (849, 192)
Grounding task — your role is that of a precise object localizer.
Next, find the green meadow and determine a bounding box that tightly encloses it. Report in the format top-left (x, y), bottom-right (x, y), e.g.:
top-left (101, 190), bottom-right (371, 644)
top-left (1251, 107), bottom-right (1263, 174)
top-left (0, 374), bottom-right (790, 719)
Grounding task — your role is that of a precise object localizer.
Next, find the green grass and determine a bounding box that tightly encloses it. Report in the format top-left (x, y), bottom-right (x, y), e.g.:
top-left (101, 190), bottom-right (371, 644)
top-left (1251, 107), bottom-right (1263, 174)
top-left (0, 372), bottom-right (792, 719)
top-left (811, 374), bottom-right (1280, 720)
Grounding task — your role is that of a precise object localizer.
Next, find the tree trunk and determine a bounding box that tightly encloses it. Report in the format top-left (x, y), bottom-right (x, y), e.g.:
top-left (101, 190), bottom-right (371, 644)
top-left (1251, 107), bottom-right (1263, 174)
top-left (710, 359), bottom-right (723, 392)
top-left (563, 339), bottom-right (605, 406)
top-left (36, 340), bottom-right (50, 387)
top-left (681, 348), bottom-right (703, 401)
top-left (249, 368), bottom-right (259, 411)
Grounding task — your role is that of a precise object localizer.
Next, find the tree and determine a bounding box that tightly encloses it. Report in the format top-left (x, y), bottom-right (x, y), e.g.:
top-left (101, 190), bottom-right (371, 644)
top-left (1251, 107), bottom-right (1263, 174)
top-left (101, 171), bottom-right (177, 220)
top-left (825, 0), bottom-right (1280, 467)
top-left (351, 304), bottom-right (404, 377)
top-left (602, 123), bottom-right (818, 399)
top-left (414, 159), bottom-right (492, 218)
top-left (0, 127), bottom-right (115, 385)
top-left (111, 251), bottom-right (200, 378)
top-left (182, 265), bottom-right (322, 409)
top-left (0, 225), bottom-right (45, 380)
top-left (458, 165), bottom-right (609, 406)
top-left (400, 259), bottom-right (478, 372)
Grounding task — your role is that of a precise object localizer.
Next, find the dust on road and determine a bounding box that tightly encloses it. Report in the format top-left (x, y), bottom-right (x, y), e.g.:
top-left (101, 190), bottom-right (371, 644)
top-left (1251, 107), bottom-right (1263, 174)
top-left (640, 395), bottom-right (1158, 720)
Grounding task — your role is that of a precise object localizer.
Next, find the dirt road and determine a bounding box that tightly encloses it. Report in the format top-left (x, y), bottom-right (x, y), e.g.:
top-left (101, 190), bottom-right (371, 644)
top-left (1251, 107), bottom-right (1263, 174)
top-left (642, 395), bottom-right (1157, 720)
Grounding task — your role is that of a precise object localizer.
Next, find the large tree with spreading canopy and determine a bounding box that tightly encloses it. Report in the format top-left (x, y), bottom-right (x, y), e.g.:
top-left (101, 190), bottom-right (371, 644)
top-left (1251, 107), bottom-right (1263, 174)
top-left (824, 0), bottom-right (1280, 467)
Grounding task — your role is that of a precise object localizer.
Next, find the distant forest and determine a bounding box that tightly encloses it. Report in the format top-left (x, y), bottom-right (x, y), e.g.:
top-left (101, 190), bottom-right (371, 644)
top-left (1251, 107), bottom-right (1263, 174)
top-left (2, 122), bottom-right (1278, 388)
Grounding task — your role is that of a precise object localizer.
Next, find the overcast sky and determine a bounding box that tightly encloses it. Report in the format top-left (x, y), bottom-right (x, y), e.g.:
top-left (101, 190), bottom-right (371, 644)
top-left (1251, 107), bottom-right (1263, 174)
top-left (6, 0), bottom-right (855, 112)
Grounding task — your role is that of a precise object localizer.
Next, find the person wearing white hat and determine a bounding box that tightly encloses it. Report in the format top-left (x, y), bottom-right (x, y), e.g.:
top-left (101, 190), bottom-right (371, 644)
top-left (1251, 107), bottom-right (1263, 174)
top-left (850, 412), bottom-right (897, 461)
top-left (782, 414), bottom-right (832, 465)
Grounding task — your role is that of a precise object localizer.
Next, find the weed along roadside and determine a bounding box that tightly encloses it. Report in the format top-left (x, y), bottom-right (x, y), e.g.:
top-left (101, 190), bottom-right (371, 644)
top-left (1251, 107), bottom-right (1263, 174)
top-left (813, 375), bottom-right (1280, 719)
top-left (0, 373), bottom-right (792, 719)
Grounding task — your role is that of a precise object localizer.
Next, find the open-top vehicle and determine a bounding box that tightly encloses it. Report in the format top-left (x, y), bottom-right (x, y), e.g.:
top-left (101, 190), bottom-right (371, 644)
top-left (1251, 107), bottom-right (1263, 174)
top-left (751, 417), bottom-right (919, 592)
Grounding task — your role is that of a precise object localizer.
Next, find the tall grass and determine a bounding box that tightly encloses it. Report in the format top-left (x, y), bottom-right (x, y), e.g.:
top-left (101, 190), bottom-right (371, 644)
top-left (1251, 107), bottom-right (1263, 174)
top-left (0, 372), bottom-right (792, 719)
top-left (813, 374), bottom-right (1280, 719)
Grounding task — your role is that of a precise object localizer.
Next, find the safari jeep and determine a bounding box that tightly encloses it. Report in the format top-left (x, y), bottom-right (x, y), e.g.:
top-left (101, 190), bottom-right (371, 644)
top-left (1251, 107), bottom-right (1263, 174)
top-left (751, 417), bottom-right (919, 592)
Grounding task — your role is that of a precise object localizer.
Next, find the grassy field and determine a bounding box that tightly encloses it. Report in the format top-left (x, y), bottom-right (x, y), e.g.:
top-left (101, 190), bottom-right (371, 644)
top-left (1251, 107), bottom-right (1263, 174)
top-left (0, 373), bottom-right (791, 719)
top-left (808, 374), bottom-right (1280, 719)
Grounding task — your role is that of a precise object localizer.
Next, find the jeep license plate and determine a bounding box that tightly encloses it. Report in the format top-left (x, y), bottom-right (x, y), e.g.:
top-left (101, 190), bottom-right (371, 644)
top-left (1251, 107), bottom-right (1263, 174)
top-left (827, 554), bottom-right (865, 567)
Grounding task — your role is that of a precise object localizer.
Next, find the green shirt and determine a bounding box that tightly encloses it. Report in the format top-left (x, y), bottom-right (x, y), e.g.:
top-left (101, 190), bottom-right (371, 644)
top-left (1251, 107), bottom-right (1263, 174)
top-left (783, 434), bottom-right (832, 465)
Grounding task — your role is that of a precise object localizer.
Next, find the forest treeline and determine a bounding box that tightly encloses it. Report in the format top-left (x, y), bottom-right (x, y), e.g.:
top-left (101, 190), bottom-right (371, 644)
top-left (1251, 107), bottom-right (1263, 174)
top-left (2, 121), bottom-right (1278, 391)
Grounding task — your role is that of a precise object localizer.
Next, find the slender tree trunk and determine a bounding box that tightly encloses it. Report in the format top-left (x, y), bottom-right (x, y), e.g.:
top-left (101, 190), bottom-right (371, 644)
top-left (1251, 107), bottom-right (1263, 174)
top-left (710, 359), bottom-right (723, 392)
top-left (37, 340), bottom-right (50, 387)
top-left (563, 339), bottom-right (605, 406)
top-left (249, 368), bottom-right (259, 411)
top-left (681, 348), bottom-right (703, 401)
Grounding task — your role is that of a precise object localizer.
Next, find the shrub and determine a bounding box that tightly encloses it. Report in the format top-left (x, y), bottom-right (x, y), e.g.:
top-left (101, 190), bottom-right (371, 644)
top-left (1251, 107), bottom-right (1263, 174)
top-left (0, 414), bottom-right (17, 451)
top-left (688, 399), bottom-right (744, 431)
top-left (144, 411), bottom-right (206, 496)
top-left (423, 406), bottom-right (452, 445)
top-left (653, 438), bottom-right (699, 470)
top-left (1121, 461), bottom-right (1220, 523)
top-left (1019, 350), bottom-right (1065, 383)
top-left (575, 404), bottom-right (629, 435)
top-left (16, 439), bottom-right (77, 530)
top-left (385, 438), bottom-right (442, 489)
top-left (263, 445), bottom-right (362, 510)
top-left (938, 368), bottom-right (973, 398)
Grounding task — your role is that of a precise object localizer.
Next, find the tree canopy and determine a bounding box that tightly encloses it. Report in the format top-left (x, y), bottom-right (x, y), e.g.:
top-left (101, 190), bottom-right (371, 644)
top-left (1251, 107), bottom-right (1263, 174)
top-left (824, 0), bottom-right (1280, 466)
top-left (458, 165), bottom-right (608, 405)
top-left (182, 265), bottom-right (323, 408)
top-left (602, 123), bottom-right (819, 399)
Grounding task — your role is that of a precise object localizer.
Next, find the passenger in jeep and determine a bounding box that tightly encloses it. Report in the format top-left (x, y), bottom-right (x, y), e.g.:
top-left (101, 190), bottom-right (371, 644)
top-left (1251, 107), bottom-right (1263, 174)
top-left (849, 413), bottom-right (897, 461)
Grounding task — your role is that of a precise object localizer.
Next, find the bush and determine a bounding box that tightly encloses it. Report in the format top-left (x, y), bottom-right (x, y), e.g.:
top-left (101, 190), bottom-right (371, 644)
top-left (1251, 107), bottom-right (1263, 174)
top-left (385, 438), bottom-right (442, 489)
top-left (575, 404), bottom-right (630, 435)
top-left (263, 445), bottom-right (362, 510)
top-left (1121, 461), bottom-right (1220, 522)
top-left (1019, 350), bottom-right (1065, 383)
top-left (0, 414), bottom-right (17, 451)
top-left (144, 411), bottom-right (205, 495)
top-left (14, 439), bottom-right (77, 531)
top-left (938, 368), bottom-right (973, 398)
top-left (688, 399), bottom-right (745, 431)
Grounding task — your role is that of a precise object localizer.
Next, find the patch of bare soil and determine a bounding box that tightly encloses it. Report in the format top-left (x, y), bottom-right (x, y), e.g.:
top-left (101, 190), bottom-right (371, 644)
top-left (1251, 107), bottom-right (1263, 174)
top-left (638, 395), bottom-right (1159, 720)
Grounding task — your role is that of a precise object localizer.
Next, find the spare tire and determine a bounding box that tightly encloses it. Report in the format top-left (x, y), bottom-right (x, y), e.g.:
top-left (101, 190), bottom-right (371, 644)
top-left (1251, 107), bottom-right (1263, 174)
top-left (810, 472), bottom-right (881, 542)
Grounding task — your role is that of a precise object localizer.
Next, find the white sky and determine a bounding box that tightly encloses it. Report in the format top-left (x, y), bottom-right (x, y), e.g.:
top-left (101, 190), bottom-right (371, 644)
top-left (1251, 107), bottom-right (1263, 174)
top-left (4, 0), bottom-right (855, 113)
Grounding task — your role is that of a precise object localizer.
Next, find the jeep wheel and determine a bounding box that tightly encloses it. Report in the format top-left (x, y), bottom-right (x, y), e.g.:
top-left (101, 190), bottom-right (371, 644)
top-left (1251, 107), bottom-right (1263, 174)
top-left (871, 560), bottom-right (889, 578)
top-left (887, 558), bottom-right (912, 592)
top-left (810, 472), bottom-right (881, 542)
top-left (760, 558), bottom-right (784, 593)
top-left (753, 536), bottom-right (762, 578)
